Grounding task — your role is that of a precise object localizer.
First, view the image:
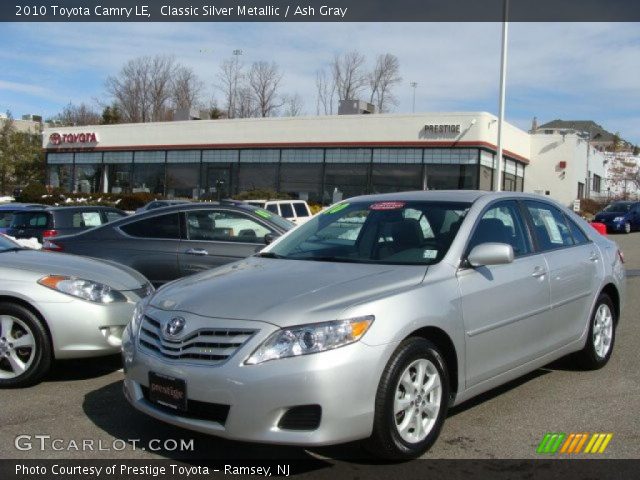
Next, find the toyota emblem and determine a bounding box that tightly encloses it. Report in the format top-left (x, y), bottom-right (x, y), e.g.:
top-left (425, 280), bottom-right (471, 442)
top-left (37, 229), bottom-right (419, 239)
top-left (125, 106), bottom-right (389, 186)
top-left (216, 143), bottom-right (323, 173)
top-left (165, 317), bottom-right (186, 337)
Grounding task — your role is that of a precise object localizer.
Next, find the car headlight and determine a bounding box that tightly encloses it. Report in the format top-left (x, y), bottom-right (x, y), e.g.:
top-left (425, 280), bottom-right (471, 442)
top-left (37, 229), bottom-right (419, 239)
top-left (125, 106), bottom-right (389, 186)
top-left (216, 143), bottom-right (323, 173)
top-left (130, 300), bottom-right (147, 334)
top-left (613, 216), bottom-right (624, 222)
top-left (245, 315), bottom-right (374, 365)
top-left (38, 275), bottom-right (127, 304)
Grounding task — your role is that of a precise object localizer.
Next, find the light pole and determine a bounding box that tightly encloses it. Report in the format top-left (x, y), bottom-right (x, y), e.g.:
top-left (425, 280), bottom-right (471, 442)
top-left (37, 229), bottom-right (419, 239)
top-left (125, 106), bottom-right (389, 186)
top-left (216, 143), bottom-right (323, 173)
top-left (494, 0), bottom-right (509, 192)
top-left (410, 82), bottom-right (418, 113)
top-left (231, 49), bottom-right (243, 117)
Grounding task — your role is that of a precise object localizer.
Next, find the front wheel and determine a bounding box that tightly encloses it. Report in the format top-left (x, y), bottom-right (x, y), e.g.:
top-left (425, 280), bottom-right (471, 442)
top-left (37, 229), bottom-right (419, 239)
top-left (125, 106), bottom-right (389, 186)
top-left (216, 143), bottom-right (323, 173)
top-left (623, 222), bottom-right (631, 234)
top-left (573, 293), bottom-right (616, 370)
top-left (365, 337), bottom-right (450, 460)
top-left (0, 303), bottom-right (52, 388)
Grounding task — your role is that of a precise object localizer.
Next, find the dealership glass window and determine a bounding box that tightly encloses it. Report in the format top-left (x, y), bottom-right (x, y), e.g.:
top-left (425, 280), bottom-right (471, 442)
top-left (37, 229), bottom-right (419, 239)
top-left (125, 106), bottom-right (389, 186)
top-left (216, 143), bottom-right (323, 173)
top-left (238, 164), bottom-right (278, 192)
top-left (325, 148), bottom-right (371, 163)
top-left (281, 149), bottom-right (323, 163)
top-left (577, 182), bottom-right (585, 199)
top-left (426, 164), bottom-right (477, 190)
top-left (47, 164), bottom-right (73, 191)
top-left (480, 150), bottom-right (495, 168)
top-left (373, 149), bottom-right (422, 164)
top-left (424, 149), bottom-right (477, 165)
top-left (371, 164), bottom-right (423, 193)
top-left (104, 152), bottom-right (133, 193)
top-left (166, 164), bottom-right (200, 199)
top-left (202, 150), bottom-right (238, 163)
top-left (478, 165), bottom-right (493, 191)
top-left (240, 149), bottom-right (280, 163)
top-left (279, 163), bottom-right (323, 203)
top-left (503, 173), bottom-right (517, 192)
top-left (132, 151), bottom-right (165, 195)
top-left (74, 164), bottom-right (102, 193)
top-left (324, 164), bottom-right (368, 202)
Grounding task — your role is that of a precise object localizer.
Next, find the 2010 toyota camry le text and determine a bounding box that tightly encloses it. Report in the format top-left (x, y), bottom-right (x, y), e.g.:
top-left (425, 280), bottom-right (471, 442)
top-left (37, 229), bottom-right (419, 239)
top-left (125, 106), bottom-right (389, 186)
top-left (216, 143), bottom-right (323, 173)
top-left (122, 190), bottom-right (626, 460)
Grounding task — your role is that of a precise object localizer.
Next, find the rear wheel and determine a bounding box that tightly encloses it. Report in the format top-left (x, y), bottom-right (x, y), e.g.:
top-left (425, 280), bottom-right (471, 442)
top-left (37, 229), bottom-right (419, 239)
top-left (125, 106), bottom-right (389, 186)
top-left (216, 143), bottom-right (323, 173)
top-left (365, 337), bottom-right (450, 460)
top-left (573, 293), bottom-right (616, 370)
top-left (0, 303), bottom-right (52, 388)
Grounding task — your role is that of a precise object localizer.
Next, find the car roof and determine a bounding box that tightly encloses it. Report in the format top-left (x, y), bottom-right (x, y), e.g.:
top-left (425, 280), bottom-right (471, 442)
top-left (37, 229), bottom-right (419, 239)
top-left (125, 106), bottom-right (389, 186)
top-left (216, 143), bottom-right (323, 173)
top-left (11, 205), bottom-right (123, 213)
top-left (108, 201), bottom-right (271, 224)
top-left (0, 203), bottom-right (44, 210)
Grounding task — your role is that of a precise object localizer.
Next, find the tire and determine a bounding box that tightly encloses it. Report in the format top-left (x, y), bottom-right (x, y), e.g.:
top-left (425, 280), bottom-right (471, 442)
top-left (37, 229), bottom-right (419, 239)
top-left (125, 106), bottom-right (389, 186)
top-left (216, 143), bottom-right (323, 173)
top-left (0, 302), bottom-right (52, 388)
top-left (573, 293), bottom-right (616, 370)
top-left (623, 222), bottom-right (631, 234)
top-left (365, 337), bottom-right (450, 460)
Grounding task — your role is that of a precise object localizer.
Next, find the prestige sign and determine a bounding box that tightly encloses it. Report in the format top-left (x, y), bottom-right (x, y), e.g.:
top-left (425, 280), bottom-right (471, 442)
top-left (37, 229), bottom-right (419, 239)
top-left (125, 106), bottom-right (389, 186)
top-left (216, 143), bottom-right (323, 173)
top-left (423, 124), bottom-right (462, 135)
top-left (49, 132), bottom-right (98, 146)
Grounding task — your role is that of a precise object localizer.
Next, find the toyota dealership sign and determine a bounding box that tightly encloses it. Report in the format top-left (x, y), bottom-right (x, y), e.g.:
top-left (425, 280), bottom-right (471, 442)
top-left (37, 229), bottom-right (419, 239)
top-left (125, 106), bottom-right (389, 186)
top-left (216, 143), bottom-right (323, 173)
top-left (49, 132), bottom-right (98, 146)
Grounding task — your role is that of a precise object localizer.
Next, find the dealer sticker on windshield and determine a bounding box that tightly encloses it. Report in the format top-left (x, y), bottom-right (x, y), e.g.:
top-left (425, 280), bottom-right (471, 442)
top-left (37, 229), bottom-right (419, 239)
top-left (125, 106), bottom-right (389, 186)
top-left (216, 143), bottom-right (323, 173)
top-left (324, 202), bottom-right (349, 215)
top-left (255, 209), bottom-right (272, 219)
top-left (369, 201), bottom-right (406, 211)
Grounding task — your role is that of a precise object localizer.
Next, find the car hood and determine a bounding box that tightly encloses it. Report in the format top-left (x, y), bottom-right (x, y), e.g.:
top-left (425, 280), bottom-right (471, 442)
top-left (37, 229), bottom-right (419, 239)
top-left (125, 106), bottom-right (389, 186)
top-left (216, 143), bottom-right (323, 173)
top-left (2, 249), bottom-right (148, 290)
top-left (595, 212), bottom-right (626, 221)
top-left (150, 257), bottom-right (427, 327)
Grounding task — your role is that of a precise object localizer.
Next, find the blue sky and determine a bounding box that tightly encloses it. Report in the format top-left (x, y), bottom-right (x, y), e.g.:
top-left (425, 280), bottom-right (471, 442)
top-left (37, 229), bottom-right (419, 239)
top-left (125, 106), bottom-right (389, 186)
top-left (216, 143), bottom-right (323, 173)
top-left (1, 22), bottom-right (639, 143)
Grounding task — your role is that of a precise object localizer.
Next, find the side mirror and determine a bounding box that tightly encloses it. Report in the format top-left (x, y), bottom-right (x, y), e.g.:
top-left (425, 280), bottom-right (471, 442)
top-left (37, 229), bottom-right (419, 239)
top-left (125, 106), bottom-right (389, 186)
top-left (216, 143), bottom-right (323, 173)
top-left (264, 233), bottom-right (278, 245)
top-left (467, 243), bottom-right (514, 267)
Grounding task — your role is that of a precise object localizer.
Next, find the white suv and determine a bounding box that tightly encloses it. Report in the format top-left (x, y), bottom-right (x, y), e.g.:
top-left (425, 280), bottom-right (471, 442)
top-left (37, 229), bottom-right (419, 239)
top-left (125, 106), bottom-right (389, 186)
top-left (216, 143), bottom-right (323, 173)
top-left (244, 200), bottom-right (312, 225)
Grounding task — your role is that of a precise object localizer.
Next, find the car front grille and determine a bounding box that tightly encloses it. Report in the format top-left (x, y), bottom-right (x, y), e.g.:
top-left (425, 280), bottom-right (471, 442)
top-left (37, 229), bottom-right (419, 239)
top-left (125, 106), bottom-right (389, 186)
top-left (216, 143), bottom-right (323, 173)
top-left (138, 315), bottom-right (257, 365)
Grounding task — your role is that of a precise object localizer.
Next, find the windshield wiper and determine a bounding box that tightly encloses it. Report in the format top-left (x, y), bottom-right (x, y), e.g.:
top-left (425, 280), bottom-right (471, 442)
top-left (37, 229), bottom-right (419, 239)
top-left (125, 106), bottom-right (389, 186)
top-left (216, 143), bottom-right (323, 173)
top-left (294, 256), bottom-right (367, 263)
top-left (255, 251), bottom-right (285, 259)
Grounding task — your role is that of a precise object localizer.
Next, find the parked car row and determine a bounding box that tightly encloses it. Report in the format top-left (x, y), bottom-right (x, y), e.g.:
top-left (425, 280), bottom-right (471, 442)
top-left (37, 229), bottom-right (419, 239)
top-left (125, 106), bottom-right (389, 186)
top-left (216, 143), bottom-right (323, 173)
top-left (0, 193), bottom-right (627, 461)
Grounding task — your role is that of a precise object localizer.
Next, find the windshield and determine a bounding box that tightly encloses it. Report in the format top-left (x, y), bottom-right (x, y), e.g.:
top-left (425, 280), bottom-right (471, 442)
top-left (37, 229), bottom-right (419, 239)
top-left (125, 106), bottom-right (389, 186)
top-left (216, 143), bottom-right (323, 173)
top-left (603, 202), bottom-right (632, 213)
top-left (0, 234), bottom-right (21, 251)
top-left (244, 206), bottom-right (295, 231)
top-left (266, 200), bottom-right (470, 265)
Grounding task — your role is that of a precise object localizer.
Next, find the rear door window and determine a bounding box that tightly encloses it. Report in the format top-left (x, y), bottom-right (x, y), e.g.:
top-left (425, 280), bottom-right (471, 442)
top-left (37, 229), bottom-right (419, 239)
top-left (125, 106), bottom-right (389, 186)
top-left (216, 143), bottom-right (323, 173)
top-left (279, 203), bottom-right (294, 219)
top-left (266, 204), bottom-right (279, 214)
top-left (71, 211), bottom-right (103, 228)
top-left (524, 201), bottom-right (575, 251)
top-left (105, 210), bottom-right (126, 223)
top-left (293, 203), bottom-right (309, 217)
top-left (121, 213), bottom-right (180, 239)
top-left (187, 210), bottom-right (271, 243)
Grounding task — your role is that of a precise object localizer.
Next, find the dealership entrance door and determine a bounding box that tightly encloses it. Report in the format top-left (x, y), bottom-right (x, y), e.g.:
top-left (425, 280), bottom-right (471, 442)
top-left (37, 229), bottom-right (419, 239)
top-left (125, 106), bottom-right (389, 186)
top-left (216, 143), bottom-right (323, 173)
top-left (204, 166), bottom-right (231, 200)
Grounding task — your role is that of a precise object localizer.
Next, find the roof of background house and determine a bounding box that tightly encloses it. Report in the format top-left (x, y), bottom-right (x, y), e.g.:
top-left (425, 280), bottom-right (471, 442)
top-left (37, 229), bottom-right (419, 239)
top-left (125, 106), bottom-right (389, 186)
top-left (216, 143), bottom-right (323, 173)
top-left (536, 119), bottom-right (617, 142)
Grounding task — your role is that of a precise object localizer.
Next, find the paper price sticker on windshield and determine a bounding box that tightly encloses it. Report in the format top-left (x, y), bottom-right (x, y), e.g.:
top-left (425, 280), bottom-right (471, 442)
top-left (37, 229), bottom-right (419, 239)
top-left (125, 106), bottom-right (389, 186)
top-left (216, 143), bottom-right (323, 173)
top-left (369, 201), bottom-right (406, 211)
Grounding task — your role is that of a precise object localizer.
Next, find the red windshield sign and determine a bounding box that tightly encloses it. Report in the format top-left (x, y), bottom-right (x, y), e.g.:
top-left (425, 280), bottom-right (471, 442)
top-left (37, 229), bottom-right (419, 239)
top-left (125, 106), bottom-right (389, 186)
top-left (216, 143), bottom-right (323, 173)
top-left (49, 132), bottom-right (98, 146)
top-left (369, 201), bottom-right (406, 211)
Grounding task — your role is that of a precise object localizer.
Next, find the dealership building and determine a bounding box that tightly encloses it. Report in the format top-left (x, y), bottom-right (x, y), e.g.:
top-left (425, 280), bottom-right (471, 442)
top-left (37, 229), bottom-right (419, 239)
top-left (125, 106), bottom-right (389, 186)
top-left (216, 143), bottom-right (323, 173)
top-left (42, 112), bottom-right (606, 206)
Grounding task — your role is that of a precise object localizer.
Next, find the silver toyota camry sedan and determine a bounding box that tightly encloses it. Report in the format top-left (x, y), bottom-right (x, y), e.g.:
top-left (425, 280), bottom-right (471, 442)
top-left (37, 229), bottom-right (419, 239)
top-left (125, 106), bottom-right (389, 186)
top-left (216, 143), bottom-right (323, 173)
top-left (122, 191), bottom-right (625, 459)
top-left (0, 234), bottom-right (153, 387)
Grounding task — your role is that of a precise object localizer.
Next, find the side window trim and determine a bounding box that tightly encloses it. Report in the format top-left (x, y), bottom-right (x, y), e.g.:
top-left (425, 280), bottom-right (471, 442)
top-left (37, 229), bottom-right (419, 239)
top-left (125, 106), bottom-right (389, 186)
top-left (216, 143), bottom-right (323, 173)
top-left (183, 208), bottom-right (274, 244)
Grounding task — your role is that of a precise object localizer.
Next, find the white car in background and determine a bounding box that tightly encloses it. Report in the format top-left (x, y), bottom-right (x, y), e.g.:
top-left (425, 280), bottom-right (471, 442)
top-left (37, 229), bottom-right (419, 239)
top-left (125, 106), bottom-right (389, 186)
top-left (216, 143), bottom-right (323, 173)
top-left (244, 200), bottom-right (313, 225)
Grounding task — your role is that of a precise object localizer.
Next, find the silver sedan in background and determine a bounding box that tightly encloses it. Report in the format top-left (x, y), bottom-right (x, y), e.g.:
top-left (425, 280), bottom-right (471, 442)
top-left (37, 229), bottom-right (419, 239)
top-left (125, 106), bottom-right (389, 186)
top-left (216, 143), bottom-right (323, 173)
top-left (123, 191), bottom-right (625, 459)
top-left (0, 234), bottom-right (153, 387)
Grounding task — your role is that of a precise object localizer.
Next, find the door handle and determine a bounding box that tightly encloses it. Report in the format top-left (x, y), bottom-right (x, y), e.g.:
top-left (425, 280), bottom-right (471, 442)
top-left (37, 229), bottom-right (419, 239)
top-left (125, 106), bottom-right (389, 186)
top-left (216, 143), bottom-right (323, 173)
top-left (532, 266), bottom-right (547, 278)
top-left (185, 248), bottom-right (209, 256)
top-left (589, 252), bottom-right (599, 262)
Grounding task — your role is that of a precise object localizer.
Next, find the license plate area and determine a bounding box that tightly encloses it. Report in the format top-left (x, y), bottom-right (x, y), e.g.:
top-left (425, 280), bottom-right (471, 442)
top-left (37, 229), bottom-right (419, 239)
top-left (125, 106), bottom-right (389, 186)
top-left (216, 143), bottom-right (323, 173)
top-left (148, 372), bottom-right (187, 411)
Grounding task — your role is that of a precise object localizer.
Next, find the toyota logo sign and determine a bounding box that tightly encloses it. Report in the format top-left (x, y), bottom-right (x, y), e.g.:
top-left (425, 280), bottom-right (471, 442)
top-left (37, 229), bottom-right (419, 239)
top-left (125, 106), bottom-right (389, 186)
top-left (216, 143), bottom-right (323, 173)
top-left (165, 317), bottom-right (186, 337)
top-left (49, 132), bottom-right (98, 146)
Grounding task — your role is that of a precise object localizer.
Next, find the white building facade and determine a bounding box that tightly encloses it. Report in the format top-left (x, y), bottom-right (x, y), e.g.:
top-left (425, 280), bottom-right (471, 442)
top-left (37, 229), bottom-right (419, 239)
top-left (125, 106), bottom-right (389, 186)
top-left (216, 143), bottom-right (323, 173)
top-left (42, 112), bottom-right (604, 207)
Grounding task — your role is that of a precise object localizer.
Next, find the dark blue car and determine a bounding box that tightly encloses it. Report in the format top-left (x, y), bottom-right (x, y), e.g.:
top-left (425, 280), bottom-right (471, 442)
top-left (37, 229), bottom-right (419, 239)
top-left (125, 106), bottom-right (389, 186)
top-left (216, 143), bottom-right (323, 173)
top-left (594, 201), bottom-right (640, 234)
top-left (0, 203), bottom-right (44, 235)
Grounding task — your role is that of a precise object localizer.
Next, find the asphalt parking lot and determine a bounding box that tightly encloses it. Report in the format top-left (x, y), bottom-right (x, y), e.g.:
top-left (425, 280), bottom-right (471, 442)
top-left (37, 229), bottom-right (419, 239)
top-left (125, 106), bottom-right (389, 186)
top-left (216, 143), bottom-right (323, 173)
top-left (1, 233), bottom-right (639, 464)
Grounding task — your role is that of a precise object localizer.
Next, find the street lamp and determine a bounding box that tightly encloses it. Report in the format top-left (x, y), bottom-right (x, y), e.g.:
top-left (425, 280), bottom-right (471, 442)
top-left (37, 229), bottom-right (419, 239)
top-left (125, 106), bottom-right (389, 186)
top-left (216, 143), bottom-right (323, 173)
top-left (494, 0), bottom-right (509, 192)
top-left (410, 82), bottom-right (418, 113)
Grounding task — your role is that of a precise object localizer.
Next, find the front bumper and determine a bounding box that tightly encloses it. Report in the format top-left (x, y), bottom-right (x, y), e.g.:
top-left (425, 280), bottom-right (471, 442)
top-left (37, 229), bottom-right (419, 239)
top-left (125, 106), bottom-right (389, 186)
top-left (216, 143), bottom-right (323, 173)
top-left (123, 315), bottom-right (396, 446)
top-left (36, 295), bottom-right (139, 359)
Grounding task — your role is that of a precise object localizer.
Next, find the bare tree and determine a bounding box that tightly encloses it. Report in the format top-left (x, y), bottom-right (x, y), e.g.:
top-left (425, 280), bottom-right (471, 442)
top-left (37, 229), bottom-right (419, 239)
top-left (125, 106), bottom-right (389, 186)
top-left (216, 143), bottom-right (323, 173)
top-left (368, 54), bottom-right (402, 113)
top-left (283, 94), bottom-right (304, 117)
top-left (331, 51), bottom-right (367, 101)
top-left (217, 57), bottom-right (244, 118)
top-left (55, 102), bottom-right (101, 126)
top-left (172, 66), bottom-right (203, 112)
top-left (248, 61), bottom-right (283, 117)
top-left (235, 86), bottom-right (257, 119)
top-left (106, 55), bottom-right (179, 122)
top-left (315, 69), bottom-right (336, 115)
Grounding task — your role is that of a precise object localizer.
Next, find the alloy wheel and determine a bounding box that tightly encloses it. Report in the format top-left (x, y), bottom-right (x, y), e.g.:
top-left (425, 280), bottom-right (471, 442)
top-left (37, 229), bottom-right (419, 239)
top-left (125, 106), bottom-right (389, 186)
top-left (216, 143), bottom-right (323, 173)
top-left (593, 304), bottom-right (613, 359)
top-left (624, 222), bottom-right (631, 234)
top-left (393, 359), bottom-right (442, 443)
top-left (0, 315), bottom-right (36, 379)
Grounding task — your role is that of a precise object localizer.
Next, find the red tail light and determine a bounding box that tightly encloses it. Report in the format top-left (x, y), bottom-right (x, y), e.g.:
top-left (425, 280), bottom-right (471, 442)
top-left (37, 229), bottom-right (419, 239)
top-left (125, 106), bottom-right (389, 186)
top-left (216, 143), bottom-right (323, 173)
top-left (43, 239), bottom-right (63, 252)
top-left (43, 230), bottom-right (58, 238)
